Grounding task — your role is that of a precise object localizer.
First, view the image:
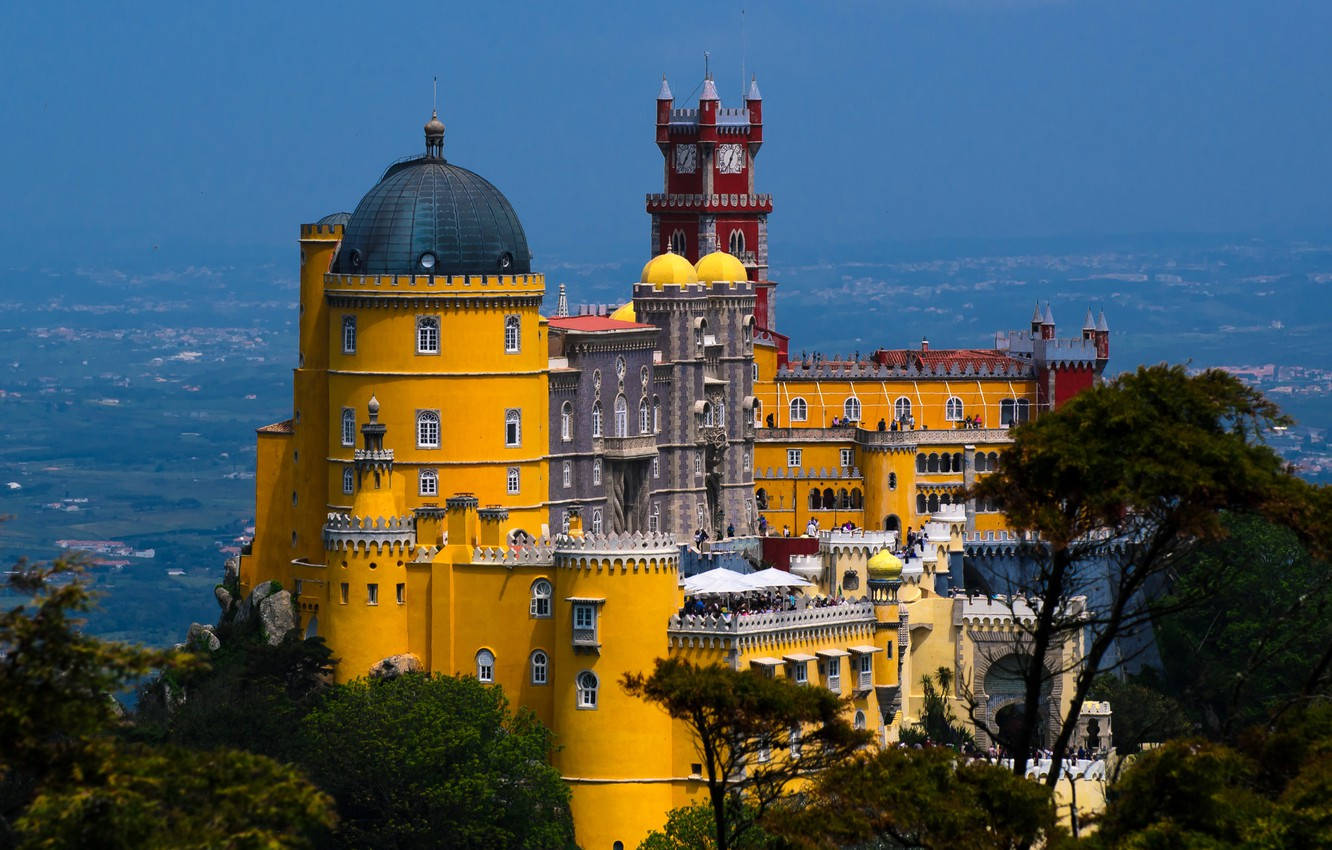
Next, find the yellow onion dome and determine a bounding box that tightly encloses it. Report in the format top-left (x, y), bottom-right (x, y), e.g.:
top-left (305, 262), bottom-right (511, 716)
top-left (866, 549), bottom-right (903, 581)
top-left (640, 251), bottom-right (699, 289)
top-left (610, 301), bottom-right (637, 322)
top-left (694, 250), bottom-right (748, 283)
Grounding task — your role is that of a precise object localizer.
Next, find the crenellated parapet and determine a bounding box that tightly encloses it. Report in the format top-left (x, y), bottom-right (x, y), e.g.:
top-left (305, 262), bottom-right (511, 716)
top-left (776, 360), bottom-right (1033, 381)
top-left (552, 531), bottom-right (681, 571)
top-left (959, 594), bottom-right (1087, 630)
top-left (323, 512), bottom-right (417, 553)
top-left (471, 541), bottom-right (556, 567)
top-left (668, 598), bottom-right (878, 652)
top-left (819, 528), bottom-right (898, 559)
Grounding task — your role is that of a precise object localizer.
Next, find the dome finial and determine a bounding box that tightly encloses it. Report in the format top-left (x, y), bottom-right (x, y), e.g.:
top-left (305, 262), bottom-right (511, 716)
top-left (425, 76), bottom-right (445, 158)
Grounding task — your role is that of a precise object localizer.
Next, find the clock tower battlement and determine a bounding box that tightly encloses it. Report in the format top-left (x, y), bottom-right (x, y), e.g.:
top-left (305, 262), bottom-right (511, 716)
top-left (650, 74), bottom-right (778, 330)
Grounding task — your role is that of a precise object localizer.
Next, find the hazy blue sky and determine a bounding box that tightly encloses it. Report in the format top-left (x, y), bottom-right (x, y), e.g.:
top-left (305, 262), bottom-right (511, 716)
top-left (3, 0), bottom-right (1329, 268)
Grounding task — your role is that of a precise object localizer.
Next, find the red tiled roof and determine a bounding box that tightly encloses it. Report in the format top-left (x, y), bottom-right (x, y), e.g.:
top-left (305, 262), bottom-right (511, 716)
top-left (257, 419), bottom-right (294, 434)
top-left (548, 316), bottom-right (654, 332)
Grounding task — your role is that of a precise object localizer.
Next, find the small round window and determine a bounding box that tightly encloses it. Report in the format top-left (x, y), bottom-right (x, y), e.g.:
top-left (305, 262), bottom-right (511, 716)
top-left (497, 251), bottom-right (514, 271)
top-left (348, 249), bottom-right (362, 269)
top-left (419, 252), bottom-right (437, 271)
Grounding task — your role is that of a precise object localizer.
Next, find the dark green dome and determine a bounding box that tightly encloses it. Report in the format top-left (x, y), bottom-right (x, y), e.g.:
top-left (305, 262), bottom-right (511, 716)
top-left (334, 156), bottom-right (530, 276)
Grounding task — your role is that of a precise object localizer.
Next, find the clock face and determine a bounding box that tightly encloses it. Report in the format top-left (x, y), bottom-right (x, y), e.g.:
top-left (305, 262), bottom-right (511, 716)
top-left (718, 144), bottom-right (744, 174)
top-left (674, 144), bottom-right (697, 174)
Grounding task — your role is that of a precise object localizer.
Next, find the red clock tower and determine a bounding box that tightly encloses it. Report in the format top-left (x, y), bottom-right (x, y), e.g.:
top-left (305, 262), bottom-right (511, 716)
top-left (648, 74), bottom-right (778, 329)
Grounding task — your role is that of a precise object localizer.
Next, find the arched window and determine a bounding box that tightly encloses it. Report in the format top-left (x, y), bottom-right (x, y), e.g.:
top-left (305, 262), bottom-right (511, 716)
top-left (591, 401), bottom-right (602, 437)
top-left (1001, 399), bottom-right (1030, 426)
top-left (419, 469), bottom-right (438, 497)
top-left (342, 467), bottom-right (354, 494)
top-left (417, 410), bottom-right (440, 449)
top-left (341, 408), bottom-right (356, 446)
top-left (742, 316), bottom-right (754, 346)
top-left (529, 579), bottom-right (552, 618)
top-left (927, 453), bottom-right (940, 473)
top-left (341, 315), bottom-right (357, 354)
top-left (716, 399), bottom-right (726, 429)
top-left (888, 472), bottom-right (897, 490)
top-left (789, 397), bottom-right (808, 423)
top-left (945, 396), bottom-right (964, 421)
top-left (753, 400), bottom-right (762, 427)
top-left (576, 671), bottom-right (599, 708)
top-left (653, 397), bottom-right (661, 432)
top-left (639, 398), bottom-right (650, 434)
top-left (701, 401), bottom-right (714, 428)
top-left (756, 488), bottom-right (768, 510)
top-left (940, 492), bottom-right (951, 506)
top-left (670, 229), bottom-right (687, 255)
top-left (989, 451), bottom-right (999, 470)
top-left (416, 316), bottom-right (439, 354)
top-left (838, 488), bottom-right (850, 509)
top-left (729, 229), bottom-right (745, 255)
top-left (822, 488), bottom-right (836, 510)
top-left (843, 397), bottom-right (862, 422)
top-left (850, 488), bottom-right (863, 509)
top-left (475, 649), bottom-right (495, 683)
top-left (974, 453), bottom-right (987, 473)
top-left (614, 395), bottom-right (628, 437)
top-left (530, 650), bottom-right (548, 685)
top-left (562, 460), bottom-right (571, 488)
top-left (928, 493), bottom-right (940, 513)
top-left (560, 402), bottom-right (573, 442)
top-left (894, 396), bottom-right (912, 423)
top-left (952, 452), bottom-right (964, 473)
top-left (503, 315), bottom-right (520, 353)
top-left (809, 487), bottom-right (820, 510)
top-left (916, 494), bottom-right (927, 514)
top-left (506, 466), bottom-right (520, 495)
top-left (1015, 399), bottom-right (1030, 423)
top-left (649, 503), bottom-right (660, 532)
top-left (854, 710), bottom-right (867, 730)
top-left (591, 509), bottom-right (603, 534)
top-left (505, 409), bottom-right (521, 446)
top-left (916, 454), bottom-right (927, 473)
top-left (593, 459), bottom-right (601, 486)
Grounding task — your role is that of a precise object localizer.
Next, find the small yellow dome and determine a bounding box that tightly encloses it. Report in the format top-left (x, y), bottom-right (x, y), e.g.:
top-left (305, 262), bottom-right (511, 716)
top-left (610, 301), bottom-right (637, 322)
top-left (867, 549), bottom-right (903, 581)
top-left (640, 251), bottom-right (699, 289)
top-left (694, 250), bottom-right (748, 283)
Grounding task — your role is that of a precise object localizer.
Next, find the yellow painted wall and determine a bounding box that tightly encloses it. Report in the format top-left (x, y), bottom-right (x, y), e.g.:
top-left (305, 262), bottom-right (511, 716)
top-left (757, 375), bottom-right (1036, 431)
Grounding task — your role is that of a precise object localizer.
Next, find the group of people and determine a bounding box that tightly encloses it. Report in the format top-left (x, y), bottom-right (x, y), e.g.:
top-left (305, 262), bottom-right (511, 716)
top-left (678, 590), bottom-right (802, 619)
top-left (954, 415), bottom-right (986, 429)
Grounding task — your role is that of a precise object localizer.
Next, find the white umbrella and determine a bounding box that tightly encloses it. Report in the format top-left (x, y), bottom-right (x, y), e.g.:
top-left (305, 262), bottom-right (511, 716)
top-left (682, 567), bottom-right (761, 595)
top-left (746, 567), bottom-right (815, 588)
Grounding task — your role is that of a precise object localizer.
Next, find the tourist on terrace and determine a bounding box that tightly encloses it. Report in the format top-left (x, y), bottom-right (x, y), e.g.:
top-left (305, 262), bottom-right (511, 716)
top-left (877, 418), bottom-right (886, 431)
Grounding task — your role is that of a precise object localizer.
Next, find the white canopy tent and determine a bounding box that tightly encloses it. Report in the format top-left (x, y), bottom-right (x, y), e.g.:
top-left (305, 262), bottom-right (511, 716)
top-left (681, 568), bottom-right (762, 595)
top-left (746, 567), bottom-right (815, 589)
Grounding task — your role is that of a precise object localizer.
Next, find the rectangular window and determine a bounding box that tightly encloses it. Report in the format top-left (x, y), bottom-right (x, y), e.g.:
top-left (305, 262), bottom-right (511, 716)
top-left (791, 661), bottom-right (808, 685)
top-left (840, 448), bottom-right (853, 468)
top-left (342, 467), bottom-right (354, 494)
top-left (562, 460), bottom-right (572, 488)
top-left (572, 602), bottom-right (599, 650)
top-left (367, 583), bottom-right (378, 605)
top-left (507, 467), bottom-right (520, 495)
top-left (787, 449), bottom-right (802, 468)
top-left (826, 658), bottom-right (841, 692)
top-left (694, 454), bottom-right (702, 475)
top-left (790, 725), bottom-right (803, 759)
top-left (652, 456), bottom-right (660, 478)
top-left (573, 604), bottom-right (595, 631)
top-left (395, 583), bottom-right (405, 605)
top-left (504, 315), bottom-right (520, 353)
top-left (858, 654), bottom-right (873, 690)
top-left (743, 451), bottom-right (751, 472)
top-left (342, 315), bottom-right (357, 354)
top-left (648, 506), bottom-right (660, 533)
top-left (419, 470), bottom-right (437, 496)
top-left (339, 582), bottom-right (349, 605)
top-left (416, 316), bottom-right (440, 354)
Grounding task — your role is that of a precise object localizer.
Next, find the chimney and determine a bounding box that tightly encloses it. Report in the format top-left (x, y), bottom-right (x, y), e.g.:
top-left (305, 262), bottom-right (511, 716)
top-left (920, 337), bottom-right (929, 352)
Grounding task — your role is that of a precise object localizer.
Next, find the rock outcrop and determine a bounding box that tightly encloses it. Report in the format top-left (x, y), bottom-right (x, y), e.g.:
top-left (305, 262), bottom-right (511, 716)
top-left (369, 653), bottom-right (423, 679)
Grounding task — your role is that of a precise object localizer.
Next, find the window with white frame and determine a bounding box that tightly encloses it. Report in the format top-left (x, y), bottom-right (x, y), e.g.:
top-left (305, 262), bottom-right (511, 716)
top-left (639, 398), bottom-right (650, 434)
top-left (506, 467), bottom-right (520, 494)
top-left (729, 229), bottom-right (745, 255)
top-left (840, 448), bottom-right (853, 468)
top-left (652, 398), bottom-right (661, 432)
top-left (530, 650), bottom-right (548, 685)
top-left (529, 579), bottom-right (552, 618)
top-left (562, 460), bottom-right (571, 488)
top-left (854, 710), bottom-right (866, 730)
top-left (419, 469), bottom-right (438, 497)
top-left (752, 362), bottom-right (759, 381)
top-left (417, 410), bottom-right (440, 448)
top-left (341, 408), bottom-right (356, 446)
top-left (694, 454), bottom-right (702, 475)
top-left (825, 657), bottom-right (841, 692)
top-left (573, 603), bottom-right (595, 631)
top-left (857, 653), bottom-right (873, 690)
top-left (576, 670), bottom-right (598, 708)
top-left (614, 395), bottom-right (628, 437)
top-left (649, 504), bottom-right (660, 532)
top-left (790, 661), bottom-right (808, 684)
top-left (591, 401), bottom-right (602, 437)
top-left (560, 402), bottom-right (573, 441)
top-left (716, 399), bottom-right (726, 429)
top-left (790, 724), bottom-right (803, 758)
top-left (475, 649), bottom-right (495, 683)
top-left (702, 402), bottom-right (714, 428)
top-left (416, 316), bottom-right (439, 354)
top-left (843, 397), bottom-right (861, 422)
top-left (396, 583), bottom-right (405, 604)
top-left (504, 315), bottom-right (520, 353)
top-left (367, 583), bottom-right (378, 605)
top-left (652, 456), bottom-right (660, 478)
top-left (591, 509), bottom-right (603, 534)
top-left (1000, 398), bottom-right (1031, 426)
top-left (505, 409), bottom-right (521, 446)
top-left (341, 315), bottom-right (356, 354)
top-left (697, 503), bottom-right (706, 527)
top-left (787, 449), bottom-right (802, 468)
top-left (342, 467), bottom-right (354, 494)
top-left (894, 396), bottom-right (912, 422)
top-left (670, 229), bottom-right (686, 255)
top-left (592, 459), bottom-right (601, 486)
top-left (789, 397), bottom-right (808, 422)
top-left (743, 451), bottom-right (751, 472)
top-left (945, 396), bottom-right (964, 421)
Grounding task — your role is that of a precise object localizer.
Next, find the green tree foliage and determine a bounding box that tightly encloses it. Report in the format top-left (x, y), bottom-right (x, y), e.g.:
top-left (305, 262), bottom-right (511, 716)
top-left (900, 668), bottom-right (975, 750)
top-left (970, 364), bottom-right (1329, 782)
top-left (1153, 513), bottom-right (1332, 739)
top-left (1087, 673), bottom-right (1192, 760)
top-left (623, 658), bottom-right (871, 850)
top-left (296, 673), bottom-right (574, 850)
top-left (768, 746), bottom-right (1065, 850)
top-left (16, 743), bottom-right (335, 850)
top-left (639, 802), bottom-right (770, 850)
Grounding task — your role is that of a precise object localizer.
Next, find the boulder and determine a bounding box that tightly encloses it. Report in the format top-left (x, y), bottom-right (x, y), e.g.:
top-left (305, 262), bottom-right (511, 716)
top-left (236, 580), bottom-right (281, 625)
top-left (256, 589), bottom-right (296, 646)
top-left (223, 557), bottom-right (239, 586)
top-left (369, 653), bottom-right (424, 679)
top-left (186, 622), bottom-right (221, 652)
top-left (214, 584), bottom-right (233, 612)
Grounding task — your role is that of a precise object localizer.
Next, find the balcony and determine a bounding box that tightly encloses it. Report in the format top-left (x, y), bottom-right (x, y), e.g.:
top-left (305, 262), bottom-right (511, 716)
top-left (595, 434), bottom-right (658, 461)
top-left (668, 599), bottom-right (877, 648)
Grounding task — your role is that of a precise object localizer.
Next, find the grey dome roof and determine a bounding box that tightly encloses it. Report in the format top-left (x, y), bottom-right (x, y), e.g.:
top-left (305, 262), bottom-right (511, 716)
top-left (317, 211), bottom-right (351, 226)
top-left (333, 157), bottom-right (530, 276)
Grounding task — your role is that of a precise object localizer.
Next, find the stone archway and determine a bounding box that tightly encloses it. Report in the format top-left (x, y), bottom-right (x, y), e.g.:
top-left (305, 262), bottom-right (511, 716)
top-left (883, 514), bottom-right (901, 532)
